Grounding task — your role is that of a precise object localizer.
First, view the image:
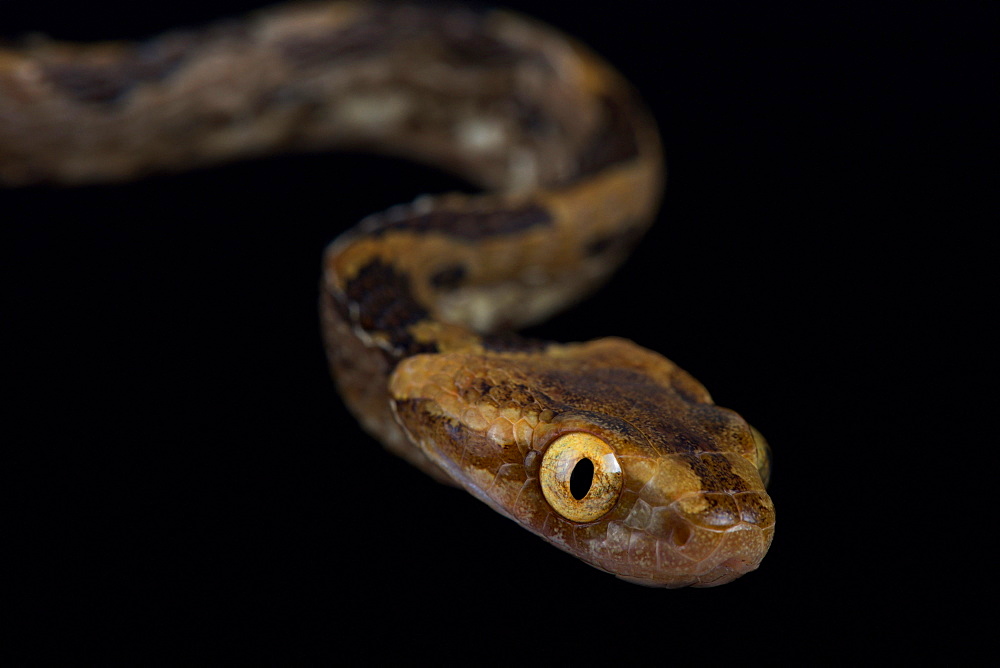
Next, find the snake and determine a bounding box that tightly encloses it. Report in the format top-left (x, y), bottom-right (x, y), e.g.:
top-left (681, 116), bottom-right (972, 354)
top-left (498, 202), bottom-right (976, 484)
top-left (0, 0), bottom-right (774, 587)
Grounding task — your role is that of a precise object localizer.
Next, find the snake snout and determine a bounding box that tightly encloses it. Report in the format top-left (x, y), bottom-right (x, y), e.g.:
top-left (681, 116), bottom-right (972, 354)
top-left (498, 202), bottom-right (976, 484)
top-left (653, 490), bottom-right (774, 586)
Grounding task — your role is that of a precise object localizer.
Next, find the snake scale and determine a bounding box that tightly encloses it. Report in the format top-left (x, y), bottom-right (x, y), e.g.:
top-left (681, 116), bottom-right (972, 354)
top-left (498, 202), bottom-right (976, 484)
top-left (1, 1), bottom-right (774, 586)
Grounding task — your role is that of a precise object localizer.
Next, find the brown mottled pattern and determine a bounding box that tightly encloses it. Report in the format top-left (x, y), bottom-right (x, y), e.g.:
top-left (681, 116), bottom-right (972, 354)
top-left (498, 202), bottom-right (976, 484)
top-left (278, 4), bottom-right (519, 71)
top-left (0, 1), bottom-right (772, 586)
top-left (38, 24), bottom-right (246, 105)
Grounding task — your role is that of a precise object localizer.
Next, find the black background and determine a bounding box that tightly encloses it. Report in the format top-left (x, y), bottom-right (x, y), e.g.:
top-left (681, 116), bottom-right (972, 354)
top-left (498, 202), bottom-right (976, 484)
top-left (4, 0), bottom-right (993, 662)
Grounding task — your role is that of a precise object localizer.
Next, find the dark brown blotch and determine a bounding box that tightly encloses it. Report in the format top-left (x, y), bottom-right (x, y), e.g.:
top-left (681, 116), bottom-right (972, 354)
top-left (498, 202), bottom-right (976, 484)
top-left (279, 4), bottom-right (522, 71)
top-left (585, 221), bottom-right (647, 258)
top-left (277, 13), bottom-right (390, 67)
top-left (372, 204), bottom-right (553, 240)
top-left (43, 61), bottom-right (132, 104)
top-left (429, 264), bottom-right (467, 290)
top-left (575, 92), bottom-right (642, 177)
top-left (41, 30), bottom-right (212, 104)
top-left (395, 398), bottom-right (511, 468)
top-left (682, 453), bottom-right (752, 494)
top-left (481, 332), bottom-right (550, 353)
top-left (512, 97), bottom-right (556, 137)
top-left (342, 259), bottom-right (435, 357)
top-left (470, 380), bottom-right (553, 412)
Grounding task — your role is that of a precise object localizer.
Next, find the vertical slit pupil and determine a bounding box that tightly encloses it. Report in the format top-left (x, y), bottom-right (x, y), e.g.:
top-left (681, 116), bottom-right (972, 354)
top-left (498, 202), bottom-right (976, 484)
top-left (570, 458), bottom-right (595, 500)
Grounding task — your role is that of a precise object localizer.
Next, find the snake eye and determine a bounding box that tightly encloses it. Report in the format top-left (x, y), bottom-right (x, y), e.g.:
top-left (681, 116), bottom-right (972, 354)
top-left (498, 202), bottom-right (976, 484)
top-left (540, 433), bottom-right (623, 522)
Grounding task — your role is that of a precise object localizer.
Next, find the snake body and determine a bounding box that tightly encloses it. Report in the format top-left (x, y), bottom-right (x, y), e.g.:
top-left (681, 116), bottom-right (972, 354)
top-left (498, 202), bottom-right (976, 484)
top-left (1, 1), bottom-right (774, 586)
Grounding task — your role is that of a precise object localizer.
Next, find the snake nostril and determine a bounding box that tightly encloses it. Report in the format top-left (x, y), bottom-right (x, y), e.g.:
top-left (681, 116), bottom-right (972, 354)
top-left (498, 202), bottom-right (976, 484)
top-left (670, 522), bottom-right (692, 547)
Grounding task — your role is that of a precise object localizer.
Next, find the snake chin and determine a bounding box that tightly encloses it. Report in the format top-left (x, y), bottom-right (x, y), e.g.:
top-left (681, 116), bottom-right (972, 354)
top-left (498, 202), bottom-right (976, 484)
top-left (620, 549), bottom-right (771, 588)
top-left (615, 549), bottom-right (768, 589)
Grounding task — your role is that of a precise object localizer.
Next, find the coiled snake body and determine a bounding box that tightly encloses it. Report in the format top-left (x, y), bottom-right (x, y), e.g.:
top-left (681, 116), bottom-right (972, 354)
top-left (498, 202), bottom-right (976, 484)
top-left (1, 1), bottom-right (774, 586)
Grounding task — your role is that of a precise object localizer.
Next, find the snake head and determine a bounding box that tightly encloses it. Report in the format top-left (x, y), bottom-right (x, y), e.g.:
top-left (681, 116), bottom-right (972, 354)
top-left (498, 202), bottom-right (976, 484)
top-left (390, 337), bottom-right (774, 587)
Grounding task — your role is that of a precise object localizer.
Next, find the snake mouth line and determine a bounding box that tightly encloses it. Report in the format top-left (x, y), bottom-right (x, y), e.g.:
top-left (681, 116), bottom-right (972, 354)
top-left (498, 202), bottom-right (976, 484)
top-left (693, 557), bottom-right (761, 587)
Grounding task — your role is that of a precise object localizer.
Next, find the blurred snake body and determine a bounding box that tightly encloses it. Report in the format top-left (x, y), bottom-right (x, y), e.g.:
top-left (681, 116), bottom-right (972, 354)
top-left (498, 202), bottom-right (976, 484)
top-left (0, 1), bottom-right (774, 586)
